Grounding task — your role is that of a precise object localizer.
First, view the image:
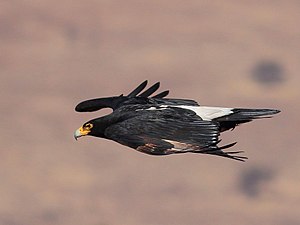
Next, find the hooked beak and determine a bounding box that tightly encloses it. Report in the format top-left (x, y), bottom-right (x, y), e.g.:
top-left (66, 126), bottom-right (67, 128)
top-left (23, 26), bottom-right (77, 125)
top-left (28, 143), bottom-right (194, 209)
top-left (74, 126), bottom-right (90, 140)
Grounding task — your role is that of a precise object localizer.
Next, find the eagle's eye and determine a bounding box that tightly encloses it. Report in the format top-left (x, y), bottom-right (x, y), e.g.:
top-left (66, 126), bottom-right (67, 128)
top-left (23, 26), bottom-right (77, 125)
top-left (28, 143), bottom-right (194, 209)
top-left (84, 123), bottom-right (93, 130)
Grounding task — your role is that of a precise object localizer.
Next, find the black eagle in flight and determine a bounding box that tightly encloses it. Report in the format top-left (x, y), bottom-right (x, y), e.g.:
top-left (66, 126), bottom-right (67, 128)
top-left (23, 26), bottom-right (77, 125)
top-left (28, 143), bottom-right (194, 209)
top-left (74, 80), bottom-right (280, 161)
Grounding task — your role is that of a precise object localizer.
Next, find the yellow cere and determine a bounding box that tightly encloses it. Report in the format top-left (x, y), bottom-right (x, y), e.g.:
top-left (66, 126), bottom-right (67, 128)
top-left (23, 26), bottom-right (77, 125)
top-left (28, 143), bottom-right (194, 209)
top-left (79, 123), bottom-right (93, 135)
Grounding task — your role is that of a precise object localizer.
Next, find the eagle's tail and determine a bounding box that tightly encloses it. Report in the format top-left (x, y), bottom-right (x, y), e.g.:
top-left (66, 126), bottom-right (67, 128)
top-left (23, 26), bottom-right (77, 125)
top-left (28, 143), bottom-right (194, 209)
top-left (223, 108), bottom-right (280, 120)
top-left (215, 108), bottom-right (280, 132)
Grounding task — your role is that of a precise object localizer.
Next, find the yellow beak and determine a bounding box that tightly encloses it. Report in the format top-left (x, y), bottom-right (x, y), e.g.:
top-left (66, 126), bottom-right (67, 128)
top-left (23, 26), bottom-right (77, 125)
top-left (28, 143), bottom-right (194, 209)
top-left (74, 126), bottom-right (91, 140)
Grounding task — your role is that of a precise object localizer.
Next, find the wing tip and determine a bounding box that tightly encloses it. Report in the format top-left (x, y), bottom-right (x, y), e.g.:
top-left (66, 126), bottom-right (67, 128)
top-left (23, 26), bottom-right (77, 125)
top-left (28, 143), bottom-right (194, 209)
top-left (196, 141), bottom-right (248, 162)
top-left (75, 102), bottom-right (90, 112)
top-left (152, 90), bottom-right (170, 98)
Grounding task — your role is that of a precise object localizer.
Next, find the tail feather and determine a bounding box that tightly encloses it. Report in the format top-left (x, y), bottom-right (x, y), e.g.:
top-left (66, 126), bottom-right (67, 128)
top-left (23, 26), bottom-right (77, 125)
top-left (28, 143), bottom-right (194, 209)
top-left (226, 108), bottom-right (280, 121)
top-left (232, 108), bottom-right (280, 120)
top-left (215, 108), bottom-right (280, 132)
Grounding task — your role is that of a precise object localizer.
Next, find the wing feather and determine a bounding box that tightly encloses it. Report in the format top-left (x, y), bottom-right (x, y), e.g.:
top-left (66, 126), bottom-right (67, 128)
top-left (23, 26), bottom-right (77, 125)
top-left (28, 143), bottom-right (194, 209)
top-left (138, 82), bottom-right (160, 97)
top-left (127, 80), bottom-right (148, 97)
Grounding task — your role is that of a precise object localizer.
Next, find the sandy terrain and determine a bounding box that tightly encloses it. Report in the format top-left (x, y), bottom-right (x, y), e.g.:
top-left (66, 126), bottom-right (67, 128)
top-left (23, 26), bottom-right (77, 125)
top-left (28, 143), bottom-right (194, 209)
top-left (1, 1), bottom-right (299, 224)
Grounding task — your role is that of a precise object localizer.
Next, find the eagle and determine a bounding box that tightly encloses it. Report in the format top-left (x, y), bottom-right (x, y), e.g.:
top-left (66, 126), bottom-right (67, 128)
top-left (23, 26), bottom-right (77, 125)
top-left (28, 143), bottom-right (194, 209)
top-left (74, 80), bottom-right (280, 161)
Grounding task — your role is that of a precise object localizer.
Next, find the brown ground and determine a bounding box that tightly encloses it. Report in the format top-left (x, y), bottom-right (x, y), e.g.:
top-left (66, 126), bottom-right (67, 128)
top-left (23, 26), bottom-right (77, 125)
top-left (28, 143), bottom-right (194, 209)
top-left (1, 1), bottom-right (300, 224)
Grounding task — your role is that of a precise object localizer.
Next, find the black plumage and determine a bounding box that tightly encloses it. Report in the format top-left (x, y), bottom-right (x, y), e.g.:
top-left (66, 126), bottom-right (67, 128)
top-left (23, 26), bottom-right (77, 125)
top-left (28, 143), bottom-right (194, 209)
top-left (74, 81), bottom-right (280, 161)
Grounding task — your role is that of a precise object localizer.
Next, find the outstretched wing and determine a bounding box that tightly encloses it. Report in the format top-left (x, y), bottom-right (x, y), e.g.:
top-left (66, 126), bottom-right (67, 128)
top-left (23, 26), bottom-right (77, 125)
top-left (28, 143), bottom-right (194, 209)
top-left (75, 80), bottom-right (168, 112)
top-left (104, 108), bottom-right (246, 161)
top-left (75, 80), bottom-right (199, 112)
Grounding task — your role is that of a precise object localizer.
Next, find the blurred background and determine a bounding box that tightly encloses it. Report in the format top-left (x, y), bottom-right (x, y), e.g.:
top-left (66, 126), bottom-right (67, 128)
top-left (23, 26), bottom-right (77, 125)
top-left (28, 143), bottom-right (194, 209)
top-left (1, 1), bottom-right (299, 224)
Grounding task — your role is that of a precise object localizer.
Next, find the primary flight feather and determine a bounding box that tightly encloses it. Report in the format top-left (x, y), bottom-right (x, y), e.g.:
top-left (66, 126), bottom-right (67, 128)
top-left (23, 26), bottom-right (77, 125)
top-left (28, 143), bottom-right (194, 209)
top-left (74, 80), bottom-right (280, 161)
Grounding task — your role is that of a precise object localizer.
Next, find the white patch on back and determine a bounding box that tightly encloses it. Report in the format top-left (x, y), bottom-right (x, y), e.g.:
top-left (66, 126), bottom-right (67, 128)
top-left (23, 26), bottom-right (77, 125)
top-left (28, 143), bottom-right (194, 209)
top-left (161, 105), bottom-right (233, 120)
top-left (135, 105), bottom-right (233, 121)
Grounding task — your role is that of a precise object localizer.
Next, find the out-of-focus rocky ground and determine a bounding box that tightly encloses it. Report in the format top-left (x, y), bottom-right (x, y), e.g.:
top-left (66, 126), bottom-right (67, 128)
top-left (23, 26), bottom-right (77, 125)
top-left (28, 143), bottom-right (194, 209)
top-left (1, 1), bottom-right (299, 224)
